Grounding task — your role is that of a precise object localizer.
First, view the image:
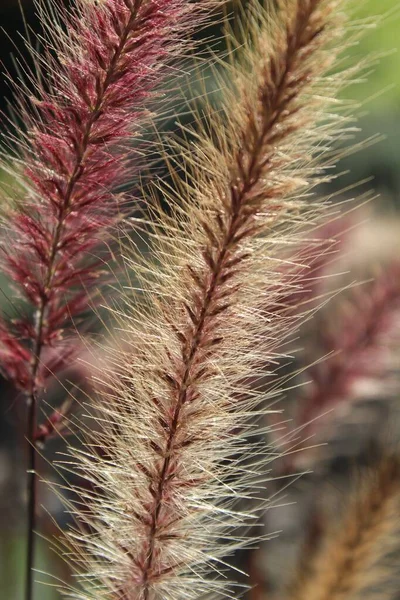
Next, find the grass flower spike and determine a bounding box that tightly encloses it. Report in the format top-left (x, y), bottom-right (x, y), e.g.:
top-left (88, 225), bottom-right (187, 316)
top-left (288, 455), bottom-right (400, 600)
top-left (0, 0), bottom-right (211, 597)
top-left (1, 0), bottom-right (208, 398)
top-left (62, 1), bottom-right (367, 599)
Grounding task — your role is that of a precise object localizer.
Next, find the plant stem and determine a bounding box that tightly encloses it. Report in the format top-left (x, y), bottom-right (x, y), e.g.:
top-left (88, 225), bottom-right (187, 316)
top-left (25, 393), bottom-right (39, 600)
top-left (25, 294), bottom-right (46, 600)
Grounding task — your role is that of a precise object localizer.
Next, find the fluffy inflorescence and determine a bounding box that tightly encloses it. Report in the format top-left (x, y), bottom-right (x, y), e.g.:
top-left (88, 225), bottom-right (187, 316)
top-left (288, 455), bottom-right (400, 600)
top-left (63, 1), bottom-right (363, 599)
top-left (0, 0), bottom-right (204, 392)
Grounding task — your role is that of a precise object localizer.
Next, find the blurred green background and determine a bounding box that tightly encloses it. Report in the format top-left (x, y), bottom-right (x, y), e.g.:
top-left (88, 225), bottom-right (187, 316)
top-left (0, 0), bottom-right (399, 598)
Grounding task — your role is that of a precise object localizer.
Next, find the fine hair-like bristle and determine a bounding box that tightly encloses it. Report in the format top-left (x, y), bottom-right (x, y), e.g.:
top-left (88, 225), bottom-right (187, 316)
top-left (287, 454), bottom-right (400, 600)
top-left (60, 2), bottom-right (368, 598)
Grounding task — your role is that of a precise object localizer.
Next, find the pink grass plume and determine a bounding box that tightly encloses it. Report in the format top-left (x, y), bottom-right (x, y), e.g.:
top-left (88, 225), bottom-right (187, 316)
top-left (0, 0), bottom-right (209, 392)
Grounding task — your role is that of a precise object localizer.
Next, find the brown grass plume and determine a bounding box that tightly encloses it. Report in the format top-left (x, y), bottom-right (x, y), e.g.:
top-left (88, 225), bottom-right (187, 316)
top-left (288, 454), bottom-right (400, 600)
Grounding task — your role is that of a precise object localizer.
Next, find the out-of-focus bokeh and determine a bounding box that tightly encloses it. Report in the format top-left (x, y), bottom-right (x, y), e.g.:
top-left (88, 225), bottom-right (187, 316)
top-left (0, 1), bottom-right (399, 598)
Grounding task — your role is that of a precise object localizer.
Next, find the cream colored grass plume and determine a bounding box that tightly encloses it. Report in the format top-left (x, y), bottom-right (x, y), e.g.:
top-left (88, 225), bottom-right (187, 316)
top-left (59, 1), bottom-right (366, 599)
top-left (287, 454), bottom-right (400, 600)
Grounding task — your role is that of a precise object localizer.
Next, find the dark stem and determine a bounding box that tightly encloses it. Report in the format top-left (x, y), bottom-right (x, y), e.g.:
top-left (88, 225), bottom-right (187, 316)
top-left (24, 4), bottom-right (141, 599)
top-left (24, 296), bottom-right (47, 600)
top-left (25, 392), bottom-right (39, 600)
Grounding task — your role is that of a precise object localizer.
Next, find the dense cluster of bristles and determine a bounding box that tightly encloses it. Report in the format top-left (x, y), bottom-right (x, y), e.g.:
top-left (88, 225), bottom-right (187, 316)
top-left (60, 1), bottom-right (367, 599)
top-left (0, 0), bottom-right (206, 392)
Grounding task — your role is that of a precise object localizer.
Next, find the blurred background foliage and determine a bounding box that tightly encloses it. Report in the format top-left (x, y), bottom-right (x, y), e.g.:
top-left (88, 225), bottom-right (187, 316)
top-left (0, 0), bottom-right (399, 598)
